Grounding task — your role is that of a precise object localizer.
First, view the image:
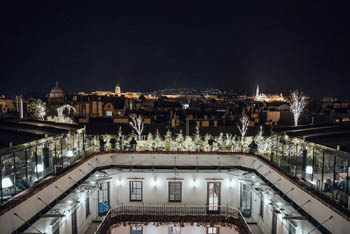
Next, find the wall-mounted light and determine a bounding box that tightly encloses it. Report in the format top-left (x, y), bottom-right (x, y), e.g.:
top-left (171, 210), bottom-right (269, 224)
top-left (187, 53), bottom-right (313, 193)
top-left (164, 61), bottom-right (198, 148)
top-left (192, 178), bottom-right (199, 188)
top-left (116, 178), bottom-right (122, 186)
top-left (306, 166), bottom-right (313, 174)
top-left (152, 176), bottom-right (158, 187)
top-left (35, 164), bottom-right (44, 173)
top-left (228, 179), bottom-right (234, 188)
top-left (2, 177), bottom-right (13, 188)
top-left (66, 150), bottom-right (74, 157)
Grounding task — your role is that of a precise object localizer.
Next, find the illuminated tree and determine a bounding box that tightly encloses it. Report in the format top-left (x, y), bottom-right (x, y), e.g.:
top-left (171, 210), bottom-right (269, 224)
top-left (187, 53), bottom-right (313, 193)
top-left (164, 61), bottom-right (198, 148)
top-left (193, 127), bottom-right (203, 152)
top-left (164, 129), bottom-right (173, 151)
top-left (224, 133), bottom-right (233, 152)
top-left (129, 114), bottom-right (144, 140)
top-left (116, 126), bottom-right (124, 151)
top-left (254, 125), bottom-right (272, 154)
top-left (146, 132), bottom-right (154, 151)
top-left (237, 112), bottom-right (250, 145)
top-left (175, 130), bottom-right (185, 151)
top-left (154, 129), bottom-right (163, 151)
top-left (28, 99), bottom-right (47, 120)
top-left (217, 133), bottom-right (224, 151)
top-left (204, 133), bottom-right (211, 151)
top-left (289, 90), bottom-right (306, 127)
top-left (47, 104), bottom-right (76, 123)
top-left (184, 136), bottom-right (195, 151)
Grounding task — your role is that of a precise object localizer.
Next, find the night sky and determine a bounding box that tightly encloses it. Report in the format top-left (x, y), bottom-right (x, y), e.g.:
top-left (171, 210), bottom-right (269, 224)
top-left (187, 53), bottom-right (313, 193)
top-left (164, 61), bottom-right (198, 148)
top-left (1, 1), bottom-right (349, 98)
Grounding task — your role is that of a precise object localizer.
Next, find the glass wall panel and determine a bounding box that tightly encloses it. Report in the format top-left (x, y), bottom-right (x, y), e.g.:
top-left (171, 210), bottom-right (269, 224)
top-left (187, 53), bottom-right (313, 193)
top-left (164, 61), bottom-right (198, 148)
top-left (14, 150), bottom-right (28, 194)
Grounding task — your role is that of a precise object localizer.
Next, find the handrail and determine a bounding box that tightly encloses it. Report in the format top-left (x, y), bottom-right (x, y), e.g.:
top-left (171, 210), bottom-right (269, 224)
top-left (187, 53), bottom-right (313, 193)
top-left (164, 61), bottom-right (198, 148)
top-left (112, 203), bottom-right (239, 217)
top-left (94, 209), bottom-right (112, 234)
top-left (238, 210), bottom-right (254, 234)
top-left (94, 204), bottom-right (253, 234)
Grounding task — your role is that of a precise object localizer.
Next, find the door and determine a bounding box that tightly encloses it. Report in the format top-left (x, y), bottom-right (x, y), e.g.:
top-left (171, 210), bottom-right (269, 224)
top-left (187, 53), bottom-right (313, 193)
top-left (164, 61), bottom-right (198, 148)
top-left (272, 211), bottom-right (277, 234)
top-left (207, 182), bottom-right (221, 213)
top-left (240, 182), bottom-right (252, 217)
top-left (98, 182), bottom-right (110, 216)
top-left (71, 209), bottom-right (77, 234)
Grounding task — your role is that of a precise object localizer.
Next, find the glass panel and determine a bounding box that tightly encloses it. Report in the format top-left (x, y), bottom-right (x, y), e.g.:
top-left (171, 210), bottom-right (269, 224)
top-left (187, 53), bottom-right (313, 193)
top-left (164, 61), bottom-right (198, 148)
top-left (14, 150), bottom-right (28, 194)
top-left (1, 153), bottom-right (15, 201)
top-left (208, 182), bottom-right (220, 211)
top-left (130, 181), bottom-right (142, 201)
top-left (169, 182), bottom-right (181, 202)
top-left (240, 183), bottom-right (251, 217)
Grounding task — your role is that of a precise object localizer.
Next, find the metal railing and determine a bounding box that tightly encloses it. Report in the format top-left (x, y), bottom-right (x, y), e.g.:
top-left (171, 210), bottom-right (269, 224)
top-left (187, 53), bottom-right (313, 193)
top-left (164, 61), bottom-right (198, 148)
top-left (112, 203), bottom-right (238, 217)
top-left (94, 204), bottom-right (253, 234)
top-left (94, 209), bottom-right (112, 234)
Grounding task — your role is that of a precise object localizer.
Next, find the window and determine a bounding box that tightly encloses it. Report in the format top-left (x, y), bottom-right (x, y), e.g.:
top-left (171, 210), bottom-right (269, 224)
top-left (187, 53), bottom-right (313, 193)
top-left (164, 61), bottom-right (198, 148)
top-left (169, 182), bottom-right (182, 202)
top-left (207, 227), bottom-right (219, 234)
top-left (131, 226), bottom-right (143, 234)
top-left (240, 182), bottom-right (252, 217)
top-left (106, 111), bottom-right (113, 117)
top-left (207, 182), bottom-right (221, 212)
top-left (85, 196), bottom-right (90, 218)
top-left (130, 181), bottom-right (143, 201)
top-left (259, 193), bottom-right (264, 219)
top-left (98, 182), bottom-right (110, 216)
top-left (168, 226), bottom-right (181, 234)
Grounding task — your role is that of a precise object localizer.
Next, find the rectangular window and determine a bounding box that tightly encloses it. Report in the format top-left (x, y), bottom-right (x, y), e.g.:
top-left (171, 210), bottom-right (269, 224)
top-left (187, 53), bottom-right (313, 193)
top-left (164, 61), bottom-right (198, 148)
top-left (169, 226), bottom-right (181, 234)
top-left (85, 196), bottom-right (90, 218)
top-left (106, 111), bottom-right (113, 117)
top-left (207, 227), bottom-right (219, 234)
top-left (169, 182), bottom-right (182, 202)
top-left (131, 226), bottom-right (143, 234)
top-left (207, 182), bottom-right (221, 212)
top-left (130, 181), bottom-right (143, 201)
top-left (98, 182), bottom-right (110, 216)
top-left (259, 193), bottom-right (264, 219)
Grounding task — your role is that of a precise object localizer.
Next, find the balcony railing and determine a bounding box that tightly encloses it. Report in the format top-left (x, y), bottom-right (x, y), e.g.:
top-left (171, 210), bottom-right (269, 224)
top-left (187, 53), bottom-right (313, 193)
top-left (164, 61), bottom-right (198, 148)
top-left (94, 204), bottom-right (252, 234)
top-left (1, 131), bottom-right (349, 217)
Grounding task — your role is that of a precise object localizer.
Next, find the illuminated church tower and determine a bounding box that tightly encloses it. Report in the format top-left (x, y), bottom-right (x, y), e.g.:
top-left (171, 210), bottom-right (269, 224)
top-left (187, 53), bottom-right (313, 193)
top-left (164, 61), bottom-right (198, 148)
top-left (115, 84), bottom-right (121, 96)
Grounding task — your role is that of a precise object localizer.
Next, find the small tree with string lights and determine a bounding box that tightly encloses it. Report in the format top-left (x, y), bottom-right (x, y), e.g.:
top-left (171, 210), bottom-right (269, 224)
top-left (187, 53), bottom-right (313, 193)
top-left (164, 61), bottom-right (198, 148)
top-left (289, 90), bottom-right (306, 127)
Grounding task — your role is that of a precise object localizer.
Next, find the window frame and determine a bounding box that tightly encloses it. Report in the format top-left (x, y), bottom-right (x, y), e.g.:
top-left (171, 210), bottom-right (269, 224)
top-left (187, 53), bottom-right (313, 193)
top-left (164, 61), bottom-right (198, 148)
top-left (207, 227), bottom-right (219, 234)
top-left (130, 225), bottom-right (143, 234)
top-left (168, 181), bottom-right (182, 202)
top-left (85, 196), bottom-right (90, 218)
top-left (259, 192), bottom-right (264, 219)
top-left (129, 181), bottom-right (143, 202)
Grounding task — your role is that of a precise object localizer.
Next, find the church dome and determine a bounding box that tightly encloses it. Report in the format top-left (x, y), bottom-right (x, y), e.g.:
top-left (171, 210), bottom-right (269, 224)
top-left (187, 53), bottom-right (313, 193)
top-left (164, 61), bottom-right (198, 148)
top-left (49, 81), bottom-right (64, 99)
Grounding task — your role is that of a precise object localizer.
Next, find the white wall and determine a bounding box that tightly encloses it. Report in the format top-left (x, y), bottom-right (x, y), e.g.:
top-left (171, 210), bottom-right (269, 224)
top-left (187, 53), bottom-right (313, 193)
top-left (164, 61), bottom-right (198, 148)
top-left (111, 224), bottom-right (238, 234)
top-left (1, 152), bottom-right (349, 234)
top-left (109, 172), bottom-right (239, 208)
top-left (23, 189), bottom-right (98, 234)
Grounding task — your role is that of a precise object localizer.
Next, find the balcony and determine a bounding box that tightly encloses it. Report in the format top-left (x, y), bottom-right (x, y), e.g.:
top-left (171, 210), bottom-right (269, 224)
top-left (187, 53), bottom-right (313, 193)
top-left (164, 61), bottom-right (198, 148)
top-left (95, 204), bottom-right (253, 234)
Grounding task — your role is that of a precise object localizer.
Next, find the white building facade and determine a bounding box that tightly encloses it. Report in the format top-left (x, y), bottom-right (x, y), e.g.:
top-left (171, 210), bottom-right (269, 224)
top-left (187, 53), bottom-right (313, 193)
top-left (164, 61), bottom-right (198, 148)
top-left (0, 153), bottom-right (348, 234)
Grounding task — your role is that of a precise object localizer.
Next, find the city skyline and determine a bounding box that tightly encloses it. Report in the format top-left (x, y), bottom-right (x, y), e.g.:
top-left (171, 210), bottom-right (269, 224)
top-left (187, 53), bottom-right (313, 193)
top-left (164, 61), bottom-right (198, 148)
top-left (1, 1), bottom-right (350, 98)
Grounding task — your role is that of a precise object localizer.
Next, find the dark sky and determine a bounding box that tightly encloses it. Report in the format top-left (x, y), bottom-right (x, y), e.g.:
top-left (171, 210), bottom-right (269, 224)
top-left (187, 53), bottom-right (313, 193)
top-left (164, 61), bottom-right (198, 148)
top-left (1, 1), bottom-right (349, 98)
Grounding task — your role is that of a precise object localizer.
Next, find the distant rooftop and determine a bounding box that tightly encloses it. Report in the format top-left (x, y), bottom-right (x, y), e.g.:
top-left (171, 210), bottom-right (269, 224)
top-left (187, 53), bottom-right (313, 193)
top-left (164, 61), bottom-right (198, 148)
top-left (0, 118), bottom-right (82, 149)
top-left (273, 123), bottom-right (350, 152)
